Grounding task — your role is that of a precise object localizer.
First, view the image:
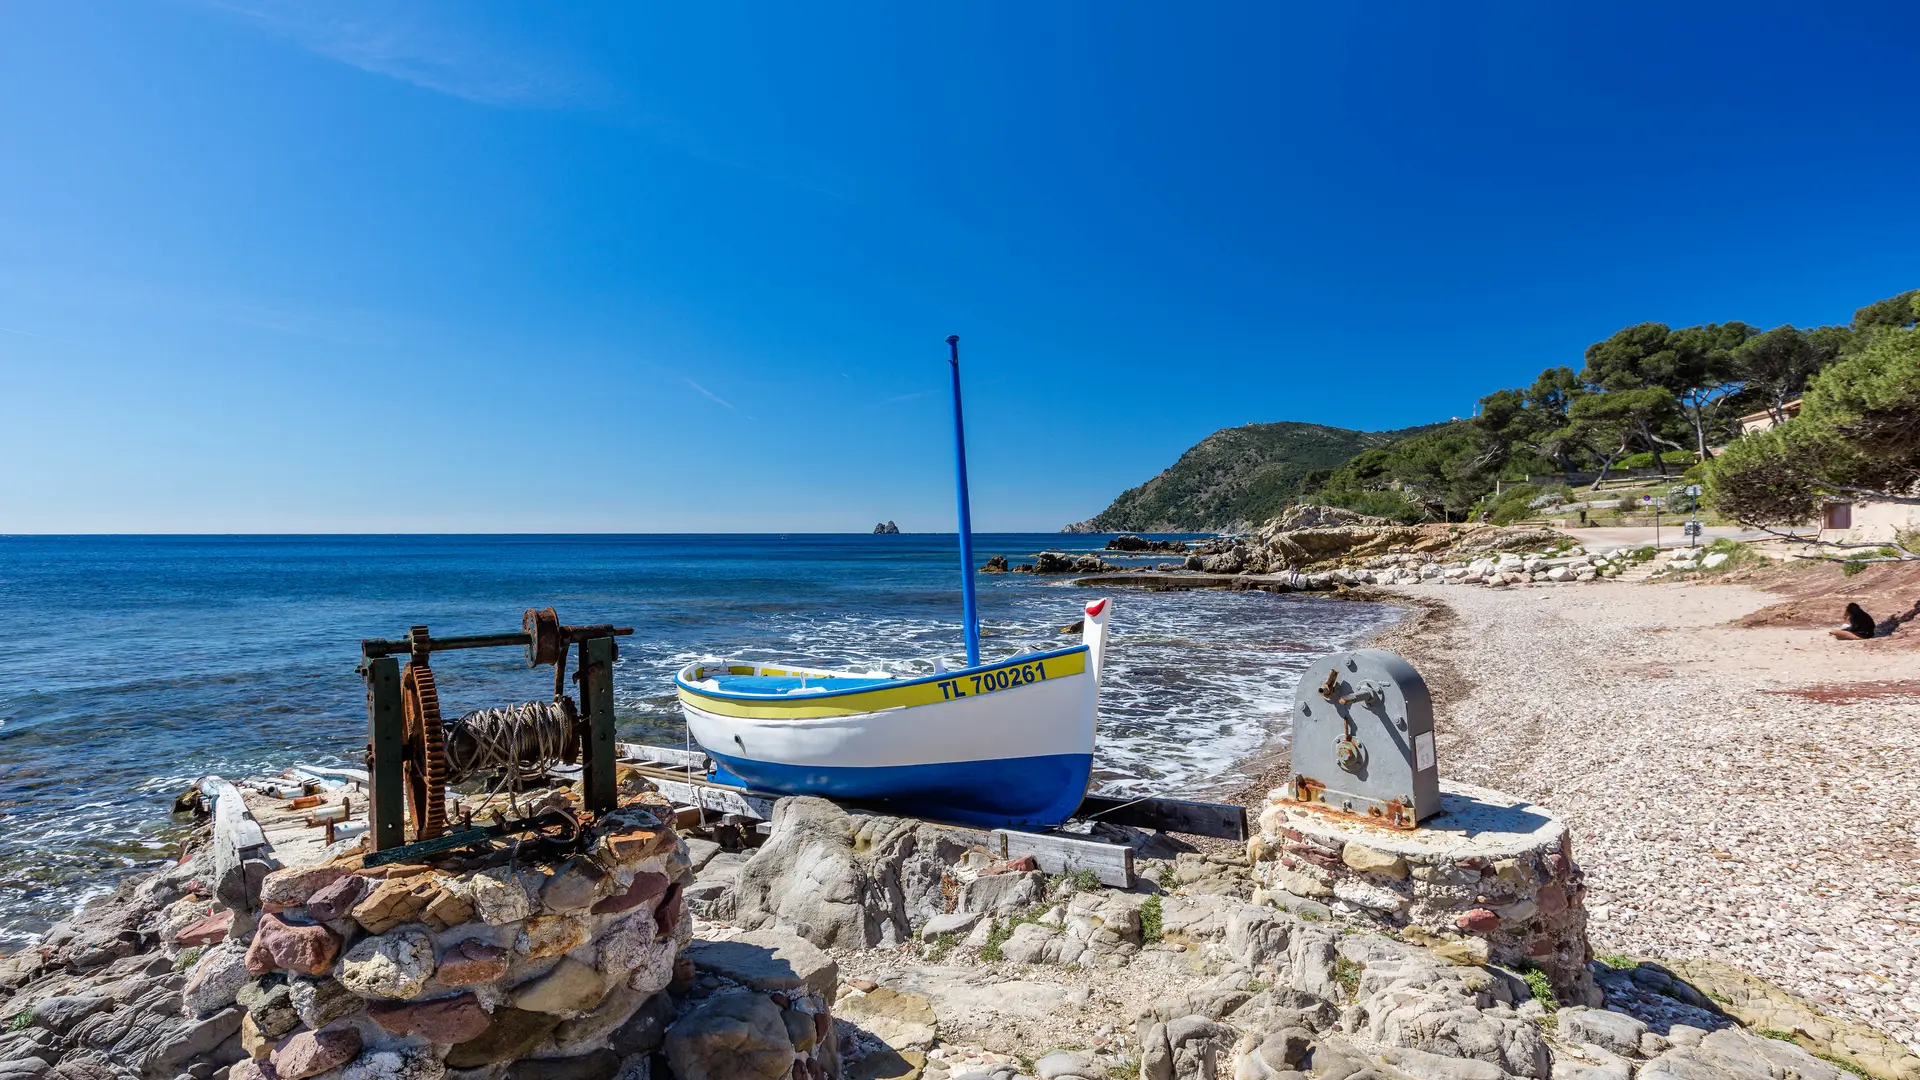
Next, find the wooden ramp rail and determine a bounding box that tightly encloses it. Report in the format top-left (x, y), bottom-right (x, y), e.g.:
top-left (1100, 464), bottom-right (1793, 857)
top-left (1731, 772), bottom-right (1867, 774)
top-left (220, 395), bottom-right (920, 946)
top-left (613, 745), bottom-right (1265, 890)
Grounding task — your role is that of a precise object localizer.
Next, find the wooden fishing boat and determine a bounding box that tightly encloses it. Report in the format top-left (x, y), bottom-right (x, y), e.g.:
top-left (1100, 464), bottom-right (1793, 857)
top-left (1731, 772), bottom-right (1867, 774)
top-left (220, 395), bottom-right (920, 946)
top-left (675, 337), bottom-right (1113, 829)
top-left (674, 597), bottom-right (1111, 828)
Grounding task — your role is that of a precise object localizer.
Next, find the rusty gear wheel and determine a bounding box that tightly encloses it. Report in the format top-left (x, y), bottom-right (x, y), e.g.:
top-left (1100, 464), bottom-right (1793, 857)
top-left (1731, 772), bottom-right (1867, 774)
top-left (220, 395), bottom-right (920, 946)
top-left (400, 660), bottom-right (449, 841)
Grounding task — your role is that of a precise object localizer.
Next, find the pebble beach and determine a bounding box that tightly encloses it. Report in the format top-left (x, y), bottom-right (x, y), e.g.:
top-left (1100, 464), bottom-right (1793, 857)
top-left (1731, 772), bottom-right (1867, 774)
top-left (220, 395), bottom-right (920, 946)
top-left (1371, 578), bottom-right (1920, 1054)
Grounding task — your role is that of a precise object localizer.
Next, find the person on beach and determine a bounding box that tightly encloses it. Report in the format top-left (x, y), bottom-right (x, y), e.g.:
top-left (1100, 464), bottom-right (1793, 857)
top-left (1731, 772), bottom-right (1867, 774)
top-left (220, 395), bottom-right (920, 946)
top-left (1830, 602), bottom-right (1876, 640)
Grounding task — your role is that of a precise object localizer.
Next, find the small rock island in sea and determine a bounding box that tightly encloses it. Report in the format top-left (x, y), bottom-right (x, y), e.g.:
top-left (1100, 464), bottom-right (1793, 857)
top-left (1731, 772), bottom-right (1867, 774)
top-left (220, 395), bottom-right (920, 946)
top-left (872, 521), bottom-right (900, 534)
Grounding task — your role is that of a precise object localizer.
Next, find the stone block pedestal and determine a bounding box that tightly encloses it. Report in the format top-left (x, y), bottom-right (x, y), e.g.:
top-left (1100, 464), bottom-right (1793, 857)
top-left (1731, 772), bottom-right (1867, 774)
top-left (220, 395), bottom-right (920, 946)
top-left (1251, 779), bottom-right (1597, 1005)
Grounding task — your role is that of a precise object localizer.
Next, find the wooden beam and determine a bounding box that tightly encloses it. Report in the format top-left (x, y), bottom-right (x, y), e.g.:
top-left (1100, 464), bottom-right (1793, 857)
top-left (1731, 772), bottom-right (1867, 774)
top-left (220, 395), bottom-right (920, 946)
top-left (989, 829), bottom-right (1133, 888)
top-left (200, 775), bottom-right (274, 911)
top-left (632, 766), bottom-right (777, 821)
top-left (617, 743), bottom-right (711, 771)
top-left (1075, 794), bottom-right (1249, 841)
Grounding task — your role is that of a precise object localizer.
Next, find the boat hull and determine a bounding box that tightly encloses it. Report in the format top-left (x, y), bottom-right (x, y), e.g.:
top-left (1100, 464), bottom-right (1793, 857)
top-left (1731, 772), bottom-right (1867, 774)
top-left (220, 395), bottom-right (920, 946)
top-left (676, 645), bottom-right (1098, 829)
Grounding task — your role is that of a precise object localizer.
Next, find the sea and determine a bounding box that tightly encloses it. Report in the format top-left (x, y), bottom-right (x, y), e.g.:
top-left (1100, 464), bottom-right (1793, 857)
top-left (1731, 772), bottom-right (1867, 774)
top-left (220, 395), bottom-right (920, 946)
top-left (0, 533), bottom-right (1400, 947)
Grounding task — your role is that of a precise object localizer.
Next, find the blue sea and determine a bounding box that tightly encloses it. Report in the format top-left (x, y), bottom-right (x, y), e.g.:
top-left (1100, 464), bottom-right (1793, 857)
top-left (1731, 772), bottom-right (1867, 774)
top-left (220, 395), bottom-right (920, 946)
top-left (0, 534), bottom-right (1399, 946)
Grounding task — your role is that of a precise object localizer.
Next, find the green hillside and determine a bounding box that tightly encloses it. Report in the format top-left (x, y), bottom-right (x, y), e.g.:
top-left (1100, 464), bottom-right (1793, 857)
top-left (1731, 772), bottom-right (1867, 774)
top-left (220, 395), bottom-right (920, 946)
top-left (1062, 421), bottom-right (1444, 533)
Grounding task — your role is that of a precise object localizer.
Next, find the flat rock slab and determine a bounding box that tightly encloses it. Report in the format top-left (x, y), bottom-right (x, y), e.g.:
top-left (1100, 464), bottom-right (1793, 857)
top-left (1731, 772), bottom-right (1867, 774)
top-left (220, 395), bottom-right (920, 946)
top-left (683, 930), bottom-right (838, 998)
top-left (1275, 779), bottom-right (1565, 860)
top-left (871, 965), bottom-right (1086, 1038)
top-left (836, 987), bottom-right (937, 1051)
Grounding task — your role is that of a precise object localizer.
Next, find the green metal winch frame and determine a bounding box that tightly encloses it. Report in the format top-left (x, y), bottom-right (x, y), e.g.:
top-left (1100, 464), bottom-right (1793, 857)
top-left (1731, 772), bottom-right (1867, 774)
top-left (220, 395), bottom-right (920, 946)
top-left (356, 608), bottom-right (632, 853)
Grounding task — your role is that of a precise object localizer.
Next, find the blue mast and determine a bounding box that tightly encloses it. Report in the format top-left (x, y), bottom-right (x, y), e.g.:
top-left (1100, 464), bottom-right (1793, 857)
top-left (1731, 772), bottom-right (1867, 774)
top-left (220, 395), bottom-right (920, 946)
top-left (946, 334), bottom-right (981, 668)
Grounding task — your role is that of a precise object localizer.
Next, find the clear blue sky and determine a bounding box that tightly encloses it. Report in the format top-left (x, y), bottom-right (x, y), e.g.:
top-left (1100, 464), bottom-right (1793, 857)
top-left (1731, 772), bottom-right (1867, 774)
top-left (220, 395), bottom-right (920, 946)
top-left (2, 3), bottom-right (1915, 532)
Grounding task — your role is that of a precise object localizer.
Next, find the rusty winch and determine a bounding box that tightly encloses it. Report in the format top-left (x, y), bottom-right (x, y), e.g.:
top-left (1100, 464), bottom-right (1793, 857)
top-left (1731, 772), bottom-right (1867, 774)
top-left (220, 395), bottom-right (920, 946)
top-left (357, 608), bottom-right (633, 855)
top-left (1287, 648), bottom-right (1439, 829)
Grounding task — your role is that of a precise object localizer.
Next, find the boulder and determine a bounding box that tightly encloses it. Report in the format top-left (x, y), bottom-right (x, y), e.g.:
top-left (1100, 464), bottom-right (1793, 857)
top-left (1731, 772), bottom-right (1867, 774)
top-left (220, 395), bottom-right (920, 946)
top-left (369, 992), bottom-right (494, 1043)
top-left (958, 871), bottom-right (1045, 915)
top-left (290, 975), bottom-right (362, 1030)
top-left (183, 939), bottom-right (254, 1017)
top-left (727, 797), bottom-right (963, 949)
top-left (436, 939), bottom-right (511, 987)
top-left (1558, 1008), bottom-right (1649, 1058)
top-left (517, 914), bottom-right (592, 959)
top-left (509, 957), bottom-right (609, 1016)
top-left (271, 1026), bottom-right (363, 1080)
top-left (444, 1008), bottom-right (563, 1069)
top-left (303, 875), bottom-right (367, 923)
top-left (236, 978), bottom-right (302, 1039)
top-left (339, 927), bottom-right (437, 1000)
top-left (259, 865), bottom-right (351, 910)
top-left (664, 991), bottom-right (795, 1080)
top-left (245, 913), bottom-right (342, 976)
top-left (682, 929), bottom-right (838, 998)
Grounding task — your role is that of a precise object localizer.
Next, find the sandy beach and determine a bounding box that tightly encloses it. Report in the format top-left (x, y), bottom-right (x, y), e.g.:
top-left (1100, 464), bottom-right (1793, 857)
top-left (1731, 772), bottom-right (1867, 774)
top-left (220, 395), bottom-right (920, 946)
top-left (1369, 577), bottom-right (1920, 1053)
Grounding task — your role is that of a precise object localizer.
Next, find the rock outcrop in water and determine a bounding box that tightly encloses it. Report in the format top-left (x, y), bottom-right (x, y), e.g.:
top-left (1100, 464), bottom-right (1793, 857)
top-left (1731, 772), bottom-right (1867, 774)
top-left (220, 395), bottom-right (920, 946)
top-left (873, 521), bottom-right (901, 535)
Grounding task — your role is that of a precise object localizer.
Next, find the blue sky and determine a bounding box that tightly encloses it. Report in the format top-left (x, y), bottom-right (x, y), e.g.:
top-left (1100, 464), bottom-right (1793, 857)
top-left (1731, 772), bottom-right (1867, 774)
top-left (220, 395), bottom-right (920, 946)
top-left (1, 3), bottom-right (1915, 532)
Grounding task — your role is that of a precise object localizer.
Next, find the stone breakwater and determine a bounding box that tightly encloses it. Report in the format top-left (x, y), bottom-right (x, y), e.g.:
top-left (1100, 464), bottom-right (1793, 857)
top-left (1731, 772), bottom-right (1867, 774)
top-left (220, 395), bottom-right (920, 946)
top-left (0, 791), bottom-right (843, 1080)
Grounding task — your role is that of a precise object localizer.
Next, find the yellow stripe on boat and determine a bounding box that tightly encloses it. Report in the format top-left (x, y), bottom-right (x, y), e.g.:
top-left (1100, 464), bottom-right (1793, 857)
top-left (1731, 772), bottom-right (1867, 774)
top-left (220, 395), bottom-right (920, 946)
top-left (677, 650), bottom-right (1089, 720)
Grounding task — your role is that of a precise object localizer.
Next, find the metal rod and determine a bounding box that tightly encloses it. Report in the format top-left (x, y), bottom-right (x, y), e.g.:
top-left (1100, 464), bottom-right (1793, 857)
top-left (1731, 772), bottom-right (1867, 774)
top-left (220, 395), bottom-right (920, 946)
top-left (947, 334), bottom-right (981, 668)
top-left (362, 626), bottom-right (632, 659)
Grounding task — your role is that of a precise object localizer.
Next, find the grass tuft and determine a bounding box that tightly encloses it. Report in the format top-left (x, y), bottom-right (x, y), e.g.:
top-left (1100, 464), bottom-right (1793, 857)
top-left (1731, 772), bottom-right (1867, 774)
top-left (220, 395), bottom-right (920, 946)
top-left (173, 945), bottom-right (204, 972)
top-left (5, 1012), bottom-right (30, 1033)
top-left (1818, 1054), bottom-right (1872, 1079)
top-left (1758, 1029), bottom-right (1799, 1043)
top-left (1521, 966), bottom-right (1559, 1014)
top-left (1597, 953), bottom-right (1637, 970)
top-left (924, 932), bottom-right (956, 963)
top-left (1334, 956), bottom-right (1364, 999)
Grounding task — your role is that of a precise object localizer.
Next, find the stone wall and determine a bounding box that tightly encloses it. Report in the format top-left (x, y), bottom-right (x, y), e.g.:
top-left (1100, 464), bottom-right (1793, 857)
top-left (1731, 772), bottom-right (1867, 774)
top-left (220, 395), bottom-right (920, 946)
top-left (0, 792), bottom-right (844, 1080)
top-left (1250, 780), bottom-right (1599, 1007)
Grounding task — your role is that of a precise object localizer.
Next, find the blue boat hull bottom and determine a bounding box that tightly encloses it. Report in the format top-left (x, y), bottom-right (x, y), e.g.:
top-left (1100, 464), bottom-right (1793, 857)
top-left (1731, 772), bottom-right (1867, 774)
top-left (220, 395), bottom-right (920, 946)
top-left (705, 750), bottom-right (1095, 830)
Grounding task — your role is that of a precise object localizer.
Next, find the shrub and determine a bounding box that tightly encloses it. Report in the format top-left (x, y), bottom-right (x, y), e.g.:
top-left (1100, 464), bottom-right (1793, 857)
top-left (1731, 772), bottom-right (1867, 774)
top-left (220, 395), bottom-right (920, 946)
top-left (172, 946), bottom-right (204, 972)
top-left (1843, 560), bottom-right (1867, 577)
top-left (5, 1013), bottom-right (29, 1033)
top-left (1140, 895), bottom-right (1164, 944)
top-left (1521, 966), bottom-right (1559, 1013)
top-left (1616, 450), bottom-right (1696, 469)
top-left (924, 932), bottom-right (956, 963)
top-left (1068, 868), bottom-right (1101, 893)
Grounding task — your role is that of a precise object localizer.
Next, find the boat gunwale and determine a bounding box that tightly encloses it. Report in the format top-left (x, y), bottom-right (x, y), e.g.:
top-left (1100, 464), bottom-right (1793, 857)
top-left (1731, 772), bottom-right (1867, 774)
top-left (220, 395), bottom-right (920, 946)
top-left (673, 642), bottom-right (1090, 702)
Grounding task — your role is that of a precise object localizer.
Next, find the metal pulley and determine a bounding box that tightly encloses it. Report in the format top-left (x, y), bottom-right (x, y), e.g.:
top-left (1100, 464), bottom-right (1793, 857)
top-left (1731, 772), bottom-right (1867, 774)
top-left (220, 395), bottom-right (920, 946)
top-left (524, 607), bottom-right (564, 667)
top-left (1289, 649), bottom-right (1439, 829)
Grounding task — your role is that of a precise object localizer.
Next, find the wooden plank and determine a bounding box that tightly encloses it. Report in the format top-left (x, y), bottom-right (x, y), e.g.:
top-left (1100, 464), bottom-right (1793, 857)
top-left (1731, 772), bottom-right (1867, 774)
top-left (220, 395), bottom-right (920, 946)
top-left (988, 829), bottom-right (1133, 889)
top-left (617, 743), bottom-right (710, 771)
top-left (637, 769), bottom-right (777, 821)
top-left (200, 776), bottom-right (268, 852)
top-left (290, 765), bottom-right (370, 789)
top-left (1075, 794), bottom-right (1249, 841)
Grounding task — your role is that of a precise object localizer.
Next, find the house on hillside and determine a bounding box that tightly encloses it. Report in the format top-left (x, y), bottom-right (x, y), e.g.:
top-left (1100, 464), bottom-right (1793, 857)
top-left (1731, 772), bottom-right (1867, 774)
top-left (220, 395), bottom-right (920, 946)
top-left (1817, 498), bottom-right (1920, 543)
top-left (1729, 398), bottom-right (1915, 542)
top-left (1736, 399), bottom-right (1801, 435)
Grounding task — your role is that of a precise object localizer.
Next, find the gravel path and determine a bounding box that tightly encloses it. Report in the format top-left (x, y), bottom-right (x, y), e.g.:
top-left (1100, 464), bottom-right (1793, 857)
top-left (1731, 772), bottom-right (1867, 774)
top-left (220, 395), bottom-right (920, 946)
top-left (1371, 579), bottom-right (1920, 1054)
